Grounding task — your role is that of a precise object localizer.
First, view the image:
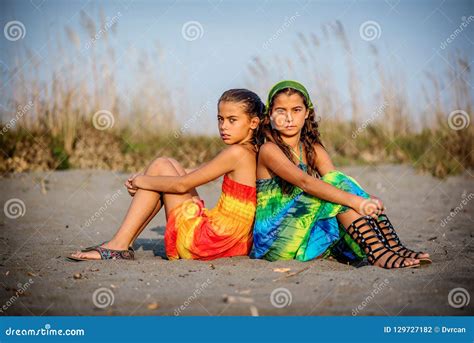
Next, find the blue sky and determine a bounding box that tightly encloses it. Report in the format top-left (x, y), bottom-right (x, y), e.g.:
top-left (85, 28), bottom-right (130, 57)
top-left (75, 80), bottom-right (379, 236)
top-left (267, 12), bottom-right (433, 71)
top-left (1, 0), bottom-right (473, 134)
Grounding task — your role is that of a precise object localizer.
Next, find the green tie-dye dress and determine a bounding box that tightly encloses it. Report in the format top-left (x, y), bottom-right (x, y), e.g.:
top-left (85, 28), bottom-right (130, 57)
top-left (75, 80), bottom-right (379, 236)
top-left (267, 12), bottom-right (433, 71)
top-left (250, 162), bottom-right (369, 263)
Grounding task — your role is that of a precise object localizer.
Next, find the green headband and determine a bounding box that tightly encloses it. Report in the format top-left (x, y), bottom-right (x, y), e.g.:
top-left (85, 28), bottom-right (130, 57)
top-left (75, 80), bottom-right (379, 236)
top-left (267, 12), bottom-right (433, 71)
top-left (266, 80), bottom-right (314, 113)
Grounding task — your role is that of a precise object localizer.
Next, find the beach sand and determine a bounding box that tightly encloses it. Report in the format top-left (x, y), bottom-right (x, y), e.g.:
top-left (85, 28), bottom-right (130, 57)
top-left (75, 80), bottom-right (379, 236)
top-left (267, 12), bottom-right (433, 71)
top-left (0, 165), bottom-right (472, 316)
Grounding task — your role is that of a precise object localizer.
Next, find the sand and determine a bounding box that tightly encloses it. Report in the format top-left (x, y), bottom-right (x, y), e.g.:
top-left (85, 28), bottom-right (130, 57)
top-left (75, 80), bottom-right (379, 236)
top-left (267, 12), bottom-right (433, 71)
top-left (0, 165), bottom-right (472, 316)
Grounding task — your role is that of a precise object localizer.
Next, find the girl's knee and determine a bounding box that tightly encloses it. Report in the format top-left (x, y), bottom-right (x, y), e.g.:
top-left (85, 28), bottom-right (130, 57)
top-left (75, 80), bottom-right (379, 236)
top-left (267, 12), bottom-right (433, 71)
top-left (167, 158), bottom-right (181, 168)
top-left (146, 157), bottom-right (175, 176)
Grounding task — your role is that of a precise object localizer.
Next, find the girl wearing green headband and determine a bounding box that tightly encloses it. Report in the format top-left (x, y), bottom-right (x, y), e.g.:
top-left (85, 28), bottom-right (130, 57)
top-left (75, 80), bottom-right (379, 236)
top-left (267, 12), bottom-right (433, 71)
top-left (251, 80), bottom-right (431, 268)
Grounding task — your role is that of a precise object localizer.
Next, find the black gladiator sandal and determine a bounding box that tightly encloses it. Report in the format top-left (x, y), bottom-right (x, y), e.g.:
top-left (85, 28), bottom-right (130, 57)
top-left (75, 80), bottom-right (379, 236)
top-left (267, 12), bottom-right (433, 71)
top-left (346, 216), bottom-right (420, 269)
top-left (376, 214), bottom-right (432, 264)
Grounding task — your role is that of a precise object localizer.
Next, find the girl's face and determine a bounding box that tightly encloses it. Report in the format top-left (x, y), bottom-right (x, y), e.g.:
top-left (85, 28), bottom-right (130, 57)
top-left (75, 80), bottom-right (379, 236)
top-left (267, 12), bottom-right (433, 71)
top-left (270, 92), bottom-right (309, 137)
top-left (217, 101), bottom-right (259, 145)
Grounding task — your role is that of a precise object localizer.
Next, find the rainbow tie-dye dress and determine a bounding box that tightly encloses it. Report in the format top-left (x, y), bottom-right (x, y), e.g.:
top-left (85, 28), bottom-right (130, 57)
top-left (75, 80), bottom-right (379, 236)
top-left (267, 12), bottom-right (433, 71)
top-left (251, 162), bottom-right (369, 262)
top-left (165, 174), bottom-right (256, 260)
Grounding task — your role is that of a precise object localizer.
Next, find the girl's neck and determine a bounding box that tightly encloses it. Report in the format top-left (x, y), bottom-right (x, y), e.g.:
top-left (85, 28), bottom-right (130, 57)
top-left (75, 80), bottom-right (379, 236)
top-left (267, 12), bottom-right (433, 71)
top-left (281, 134), bottom-right (301, 151)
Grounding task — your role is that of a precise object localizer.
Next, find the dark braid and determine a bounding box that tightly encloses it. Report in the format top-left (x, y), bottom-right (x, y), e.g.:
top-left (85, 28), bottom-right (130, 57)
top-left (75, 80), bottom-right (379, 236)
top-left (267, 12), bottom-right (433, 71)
top-left (218, 89), bottom-right (265, 152)
top-left (262, 88), bottom-right (324, 194)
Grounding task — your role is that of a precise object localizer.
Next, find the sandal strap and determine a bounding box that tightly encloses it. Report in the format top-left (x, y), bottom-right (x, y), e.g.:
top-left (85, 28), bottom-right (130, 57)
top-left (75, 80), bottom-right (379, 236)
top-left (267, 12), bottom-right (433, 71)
top-left (383, 251), bottom-right (400, 268)
top-left (377, 214), bottom-right (427, 261)
top-left (81, 241), bottom-right (107, 252)
top-left (82, 242), bottom-right (135, 253)
top-left (347, 216), bottom-right (416, 269)
top-left (377, 214), bottom-right (401, 244)
top-left (347, 216), bottom-right (383, 262)
top-left (93, 246), bottom-right (135, 260)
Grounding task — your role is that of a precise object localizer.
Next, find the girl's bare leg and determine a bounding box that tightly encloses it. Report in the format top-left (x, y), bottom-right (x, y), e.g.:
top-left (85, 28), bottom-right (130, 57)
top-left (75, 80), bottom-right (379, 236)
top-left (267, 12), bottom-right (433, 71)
top-left (128, 158), bottom-right (200, 243)
top-left (336, 209), bottom-right (419, 268)
top-left (71, 158), bottom-right (199, 259)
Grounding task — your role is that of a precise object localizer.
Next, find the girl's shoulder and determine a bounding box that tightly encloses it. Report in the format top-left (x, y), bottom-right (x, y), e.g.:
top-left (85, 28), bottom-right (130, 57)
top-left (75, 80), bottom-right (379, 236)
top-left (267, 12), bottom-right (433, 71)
top-left (224, 143), bottom-right (256, 160)
top-left (258, 141), bottom-right (279, 156)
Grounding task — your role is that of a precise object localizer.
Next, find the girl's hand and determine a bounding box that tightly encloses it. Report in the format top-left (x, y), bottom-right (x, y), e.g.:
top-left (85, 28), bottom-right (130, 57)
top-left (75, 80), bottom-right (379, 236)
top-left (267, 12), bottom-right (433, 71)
top-left (352, 196), bottom-right (384, 219)
top-left (131, 174), bottom-right (144, 189)
top-left (124, 173), bottom-right (142, 197)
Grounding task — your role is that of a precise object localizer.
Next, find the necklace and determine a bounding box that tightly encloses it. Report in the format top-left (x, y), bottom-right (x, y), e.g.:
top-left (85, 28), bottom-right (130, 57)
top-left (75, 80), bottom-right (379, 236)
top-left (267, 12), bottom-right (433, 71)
top-left (289, 141), bottom-right (303, 164)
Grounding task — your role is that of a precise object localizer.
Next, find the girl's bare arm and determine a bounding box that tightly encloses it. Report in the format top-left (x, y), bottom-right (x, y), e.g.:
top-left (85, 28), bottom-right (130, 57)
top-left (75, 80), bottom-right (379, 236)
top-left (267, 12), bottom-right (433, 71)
top-left (259, 142), bottom-right (361, 209)
top-left (312, 143), bottom-right (336, 176)
top-left (133, 145), bottom-right (248, 193)
top-left (313, 143), bottom-right (384, 210)
top-left (184, 162), bottom-right (209, 174)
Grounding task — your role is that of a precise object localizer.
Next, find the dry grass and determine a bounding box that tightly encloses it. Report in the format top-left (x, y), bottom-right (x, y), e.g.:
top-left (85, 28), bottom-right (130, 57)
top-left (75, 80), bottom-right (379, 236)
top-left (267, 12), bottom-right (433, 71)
top-left (244, 22), bottom-right (473, 178)
top-left (0, 16), bottom-right (472, 178)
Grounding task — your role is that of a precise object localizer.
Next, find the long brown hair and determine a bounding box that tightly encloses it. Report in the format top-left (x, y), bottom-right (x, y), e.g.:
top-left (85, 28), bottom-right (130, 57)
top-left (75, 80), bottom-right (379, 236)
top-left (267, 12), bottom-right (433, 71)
top-left (260, 88), bottom-right (324, 193)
